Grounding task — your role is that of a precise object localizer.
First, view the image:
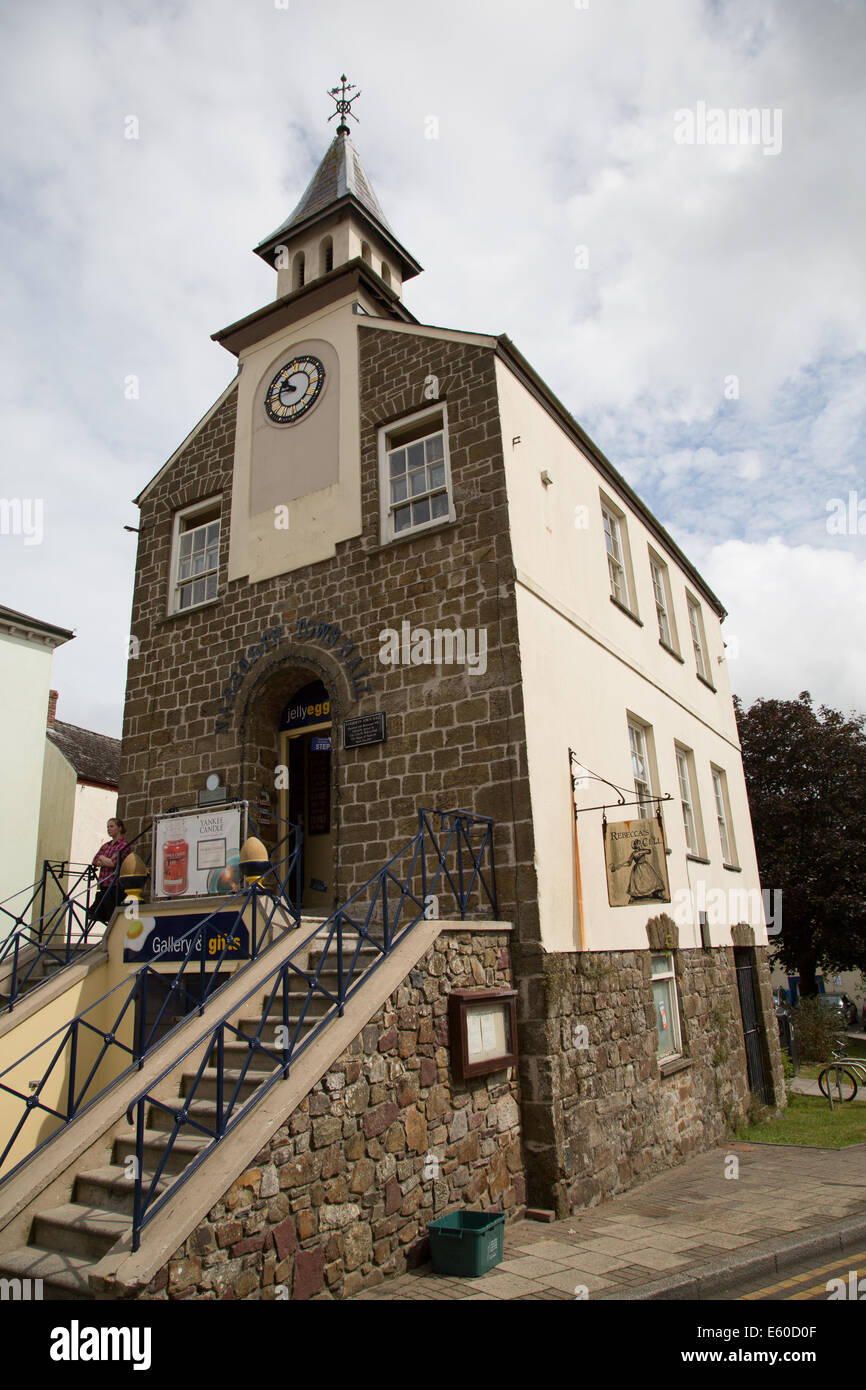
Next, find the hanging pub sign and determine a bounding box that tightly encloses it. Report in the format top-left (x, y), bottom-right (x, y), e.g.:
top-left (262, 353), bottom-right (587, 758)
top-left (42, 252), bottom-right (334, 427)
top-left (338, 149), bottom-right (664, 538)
top-left (152, 804), bottom-right (246, 899)
top-left (604, 816), bottom-right (671, 907)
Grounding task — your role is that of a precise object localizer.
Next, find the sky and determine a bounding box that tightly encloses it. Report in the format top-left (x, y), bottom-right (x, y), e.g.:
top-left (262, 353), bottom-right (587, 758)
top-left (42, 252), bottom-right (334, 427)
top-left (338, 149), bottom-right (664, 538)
top-left (0, 0), bottom-right (863, 738)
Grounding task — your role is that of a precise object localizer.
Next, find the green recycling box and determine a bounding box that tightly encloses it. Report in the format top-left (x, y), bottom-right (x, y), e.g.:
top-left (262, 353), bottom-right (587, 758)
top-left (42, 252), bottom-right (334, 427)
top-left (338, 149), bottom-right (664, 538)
top-left (426, 1210), bottom-right (506, 1278)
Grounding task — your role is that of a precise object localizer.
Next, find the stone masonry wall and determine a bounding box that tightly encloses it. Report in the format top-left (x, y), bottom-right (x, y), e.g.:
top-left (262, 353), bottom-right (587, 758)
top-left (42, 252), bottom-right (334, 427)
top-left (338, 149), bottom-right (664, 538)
top-left (117, 315), bottom-right (782, 1238)
top-left (516, 940), bottom-right (782, 1217)
top-left (119, 326), bottom-right (539, 945)
top-left (135, 929), bottom-right (523, 1301)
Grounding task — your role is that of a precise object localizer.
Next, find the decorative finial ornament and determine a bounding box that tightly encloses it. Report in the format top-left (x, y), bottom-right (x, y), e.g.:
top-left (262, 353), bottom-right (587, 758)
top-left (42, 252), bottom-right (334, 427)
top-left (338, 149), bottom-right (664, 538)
top-left (328, 73), bottom-right (360, 134)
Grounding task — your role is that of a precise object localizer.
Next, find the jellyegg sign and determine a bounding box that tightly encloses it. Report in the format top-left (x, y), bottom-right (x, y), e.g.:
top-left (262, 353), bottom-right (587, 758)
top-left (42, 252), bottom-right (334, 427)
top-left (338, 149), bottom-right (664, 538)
top-left (280, 680), bottom-right (330, 731)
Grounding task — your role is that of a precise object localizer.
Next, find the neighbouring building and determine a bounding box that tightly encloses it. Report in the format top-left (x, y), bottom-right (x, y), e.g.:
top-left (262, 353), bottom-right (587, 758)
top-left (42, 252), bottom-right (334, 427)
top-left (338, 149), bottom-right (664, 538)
top-left (114, 90), bottom-right (783, 1266)
top-left (35, 690), bottom-right (121, 900)
top-left (0, 605), bottom-right (74, 932)
top-left (770, 957), bottom-right (865, 1018)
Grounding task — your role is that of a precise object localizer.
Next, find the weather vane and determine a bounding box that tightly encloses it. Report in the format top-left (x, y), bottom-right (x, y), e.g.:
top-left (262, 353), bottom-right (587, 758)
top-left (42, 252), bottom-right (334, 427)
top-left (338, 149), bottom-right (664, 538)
top-left (327, 74), bottom-right (361, 133)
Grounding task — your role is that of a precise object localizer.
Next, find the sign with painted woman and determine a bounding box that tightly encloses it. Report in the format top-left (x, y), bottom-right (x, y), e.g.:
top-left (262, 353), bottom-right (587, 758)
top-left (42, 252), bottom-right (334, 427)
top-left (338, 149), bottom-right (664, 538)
top-left (604, 817), bottom-right (671, 907)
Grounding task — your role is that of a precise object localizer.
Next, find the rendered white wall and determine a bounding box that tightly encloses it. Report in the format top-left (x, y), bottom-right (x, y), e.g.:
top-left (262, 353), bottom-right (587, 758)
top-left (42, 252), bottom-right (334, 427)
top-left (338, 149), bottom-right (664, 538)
top-left (495, 357), bottom-right (765, 955)
top-left (34, 739), bottom-right (75, 874)
top-left (70, 784), bottom-right (119, 876)
top-left (0, 633), bottom-right (54, 931)
top-left (228, 296), bottom-right (365, 587)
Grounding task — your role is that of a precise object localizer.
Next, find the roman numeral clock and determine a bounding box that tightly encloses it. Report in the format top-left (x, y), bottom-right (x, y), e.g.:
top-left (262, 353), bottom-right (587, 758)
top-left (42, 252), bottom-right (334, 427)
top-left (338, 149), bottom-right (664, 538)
top-left (264, 355), bottom-right (326, 423)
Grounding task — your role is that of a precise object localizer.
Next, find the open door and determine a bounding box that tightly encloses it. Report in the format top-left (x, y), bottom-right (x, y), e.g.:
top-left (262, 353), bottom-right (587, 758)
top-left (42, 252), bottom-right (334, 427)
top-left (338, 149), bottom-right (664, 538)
top-left (279, 681), bottom-right (334, 914)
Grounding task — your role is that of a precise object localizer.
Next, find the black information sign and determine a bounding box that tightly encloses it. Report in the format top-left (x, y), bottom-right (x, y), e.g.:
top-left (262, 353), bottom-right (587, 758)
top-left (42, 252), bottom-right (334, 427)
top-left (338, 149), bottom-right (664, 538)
top-left (343, 713), bottom-right (387, 749)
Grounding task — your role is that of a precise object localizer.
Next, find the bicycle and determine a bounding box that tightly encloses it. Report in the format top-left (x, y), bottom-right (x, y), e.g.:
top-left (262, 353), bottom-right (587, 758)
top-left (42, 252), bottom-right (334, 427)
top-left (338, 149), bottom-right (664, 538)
top-left (817, 1048), bottom-right (866, 1103)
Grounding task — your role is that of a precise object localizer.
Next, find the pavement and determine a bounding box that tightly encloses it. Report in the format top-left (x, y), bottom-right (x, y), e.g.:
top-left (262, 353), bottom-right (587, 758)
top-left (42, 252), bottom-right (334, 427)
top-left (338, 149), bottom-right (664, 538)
top-left (351, 1141), bottom-right (866, 1301)
top-left (789, 1076), bottom-right (865, 1100)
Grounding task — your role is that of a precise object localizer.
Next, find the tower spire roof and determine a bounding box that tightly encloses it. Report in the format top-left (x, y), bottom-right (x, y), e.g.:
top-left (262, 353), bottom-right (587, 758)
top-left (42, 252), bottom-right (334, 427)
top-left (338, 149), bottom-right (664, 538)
top-left (253, 76), bottom-right (422, 283)
top-left (262, 127), bottom-right (395, 243)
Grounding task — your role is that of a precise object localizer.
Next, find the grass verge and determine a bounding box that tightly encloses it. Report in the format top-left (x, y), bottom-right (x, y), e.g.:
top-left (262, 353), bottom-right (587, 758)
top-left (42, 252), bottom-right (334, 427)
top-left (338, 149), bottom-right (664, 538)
top-left (794, 1036), bottom-right (866, 1081)
top-left (737, 1092), bottom-right (866, 1148)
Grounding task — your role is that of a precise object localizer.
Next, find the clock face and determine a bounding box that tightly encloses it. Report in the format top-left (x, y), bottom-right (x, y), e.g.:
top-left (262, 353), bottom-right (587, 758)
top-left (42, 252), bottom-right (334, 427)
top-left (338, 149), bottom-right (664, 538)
top-left (264, 355), bottom-right (325, 424)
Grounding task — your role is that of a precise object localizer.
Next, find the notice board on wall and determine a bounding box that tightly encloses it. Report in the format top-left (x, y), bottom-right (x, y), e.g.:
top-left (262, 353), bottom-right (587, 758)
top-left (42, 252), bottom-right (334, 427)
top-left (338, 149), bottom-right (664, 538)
top-left (152, 804), bottom-right (246, 898)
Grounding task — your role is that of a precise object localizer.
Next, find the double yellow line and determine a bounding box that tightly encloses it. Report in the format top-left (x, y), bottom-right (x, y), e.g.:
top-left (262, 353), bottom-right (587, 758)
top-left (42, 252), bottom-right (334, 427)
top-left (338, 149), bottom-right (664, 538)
top-left (740, 1249), bottom-right (866, 1300)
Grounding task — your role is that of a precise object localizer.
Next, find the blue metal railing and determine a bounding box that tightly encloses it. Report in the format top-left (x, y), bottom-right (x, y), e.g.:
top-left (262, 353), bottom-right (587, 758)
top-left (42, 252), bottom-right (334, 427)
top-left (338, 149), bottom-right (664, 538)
top-left (0, 823), bottom-right (154, 1014)
top-left (0, 824), bottom-right (303, 1184)
top-left (127, 808), bottom-right (496, 1250)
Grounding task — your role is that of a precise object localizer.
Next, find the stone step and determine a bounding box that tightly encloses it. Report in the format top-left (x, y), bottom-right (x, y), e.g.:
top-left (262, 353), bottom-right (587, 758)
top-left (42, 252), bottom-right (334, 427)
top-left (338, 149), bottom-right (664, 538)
top-left (292, 949), bottom-right (381, 979)
top-left (214, 1039), bottom-right (287, 1072)
top-left (0, 945), bottom-right (96, 1002)
top-left (145, 1091), bottom-right (271, 1136)
top-left (179, 1067), bottom-right (276, 1104)
top-left (74, 1164), bottom-right (169, 1218)
top-left (307, 943), bottom-right (382, 967)
top-left (113, 1127), bottom-right (210, 1177)
top-left (0, 923), bottom-right (378, 1292)
top-left (234, 1012), bottom-right (318, 1040)
top-left (262, 989), bottom-right (336, 1020)
top-left (31, 1203), bottom-right (129, 1261)
top-left (0, 1244), bottom-right (94, 1301)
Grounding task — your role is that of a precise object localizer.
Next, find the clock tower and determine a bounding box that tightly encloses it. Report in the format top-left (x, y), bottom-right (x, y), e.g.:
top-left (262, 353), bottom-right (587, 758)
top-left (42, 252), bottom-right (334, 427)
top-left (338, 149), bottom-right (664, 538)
top-left (115, 74), bottom-right (782, 1270)
top-left (213, 76), bottom-right (422, 588)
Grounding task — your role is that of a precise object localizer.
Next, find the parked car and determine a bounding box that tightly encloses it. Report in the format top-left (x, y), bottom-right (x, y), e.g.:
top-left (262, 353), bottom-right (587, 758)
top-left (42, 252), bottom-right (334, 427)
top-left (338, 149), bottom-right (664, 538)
top-left (818, 993), bottom-right (858, 1027)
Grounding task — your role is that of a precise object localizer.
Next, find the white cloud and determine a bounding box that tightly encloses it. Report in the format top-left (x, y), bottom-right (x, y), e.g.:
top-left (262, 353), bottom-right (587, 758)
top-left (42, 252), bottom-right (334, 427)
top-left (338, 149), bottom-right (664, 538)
top-left (700, 537), bottom-right (866, 713)
top-left (0, 0), bottom-right (863, 735)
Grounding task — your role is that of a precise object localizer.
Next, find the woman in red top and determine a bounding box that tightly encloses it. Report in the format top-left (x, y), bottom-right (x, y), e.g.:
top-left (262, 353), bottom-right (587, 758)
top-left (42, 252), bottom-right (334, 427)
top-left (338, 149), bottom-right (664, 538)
top-left (88, 817), bottom-right (131, 926)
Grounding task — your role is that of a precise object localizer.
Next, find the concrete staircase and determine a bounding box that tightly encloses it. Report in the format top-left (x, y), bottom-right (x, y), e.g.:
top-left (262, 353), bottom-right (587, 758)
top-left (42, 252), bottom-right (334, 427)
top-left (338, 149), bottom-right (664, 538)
top-left (0, 940), bottom-right (97, 1011)
top-left (0, 928), bottom-right (378, 1299)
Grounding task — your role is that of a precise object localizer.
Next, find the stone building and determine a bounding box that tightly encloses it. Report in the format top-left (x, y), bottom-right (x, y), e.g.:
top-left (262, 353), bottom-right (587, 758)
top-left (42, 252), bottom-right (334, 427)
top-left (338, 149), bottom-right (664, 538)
top-left (116, 95), bottom-right (783, 1255)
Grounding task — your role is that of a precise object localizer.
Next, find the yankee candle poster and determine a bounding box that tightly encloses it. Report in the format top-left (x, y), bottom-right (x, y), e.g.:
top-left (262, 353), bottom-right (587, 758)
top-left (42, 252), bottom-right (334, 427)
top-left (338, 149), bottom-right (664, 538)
top-left (604, 817), bottom-right (671, 907)
top-left (153, 806), bottom-right (243, 898)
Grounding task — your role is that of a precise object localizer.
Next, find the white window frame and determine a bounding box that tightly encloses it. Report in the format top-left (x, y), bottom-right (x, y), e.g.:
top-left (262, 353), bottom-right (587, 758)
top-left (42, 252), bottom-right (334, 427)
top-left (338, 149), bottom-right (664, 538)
top-left (378, 404), bottom-right (456, 544)
top-left (649, 548), bottom-right (679, 654)
top-left (675, 743), bottom-right (704, 857)
top-left (628, 718), bottom-right (656, 816)
top-left (686, 593), bottom-right (710, 681)
top-left (602, 504), bottom-right (627, 606)
top-left (600, 495), bottom-right (638, 618)
top-left (711, 765), bottom-right (738, 867)
top-left (168, 496), bottom-right (221, 615)
top-left (600, 492), bottom-right (639, 617)
top-left (651, 952), bottom-right (682, 1061)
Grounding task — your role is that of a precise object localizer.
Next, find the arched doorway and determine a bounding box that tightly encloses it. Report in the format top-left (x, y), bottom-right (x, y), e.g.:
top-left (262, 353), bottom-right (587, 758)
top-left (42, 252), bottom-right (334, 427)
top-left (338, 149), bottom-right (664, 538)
top-left (279, 679), bottom-right (334, 914)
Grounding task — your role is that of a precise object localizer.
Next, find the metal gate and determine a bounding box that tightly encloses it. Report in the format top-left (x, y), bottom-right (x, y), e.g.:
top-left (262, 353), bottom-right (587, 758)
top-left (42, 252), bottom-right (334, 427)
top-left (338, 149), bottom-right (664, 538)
top-left (734, 947), bottom-right (770, 1104)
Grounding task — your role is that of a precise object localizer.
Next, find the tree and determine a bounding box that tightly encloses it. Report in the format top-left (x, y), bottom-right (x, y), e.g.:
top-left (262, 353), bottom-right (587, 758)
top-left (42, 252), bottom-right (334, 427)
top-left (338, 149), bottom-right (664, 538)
top-left (734, 691), bottom-right (866, 996)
